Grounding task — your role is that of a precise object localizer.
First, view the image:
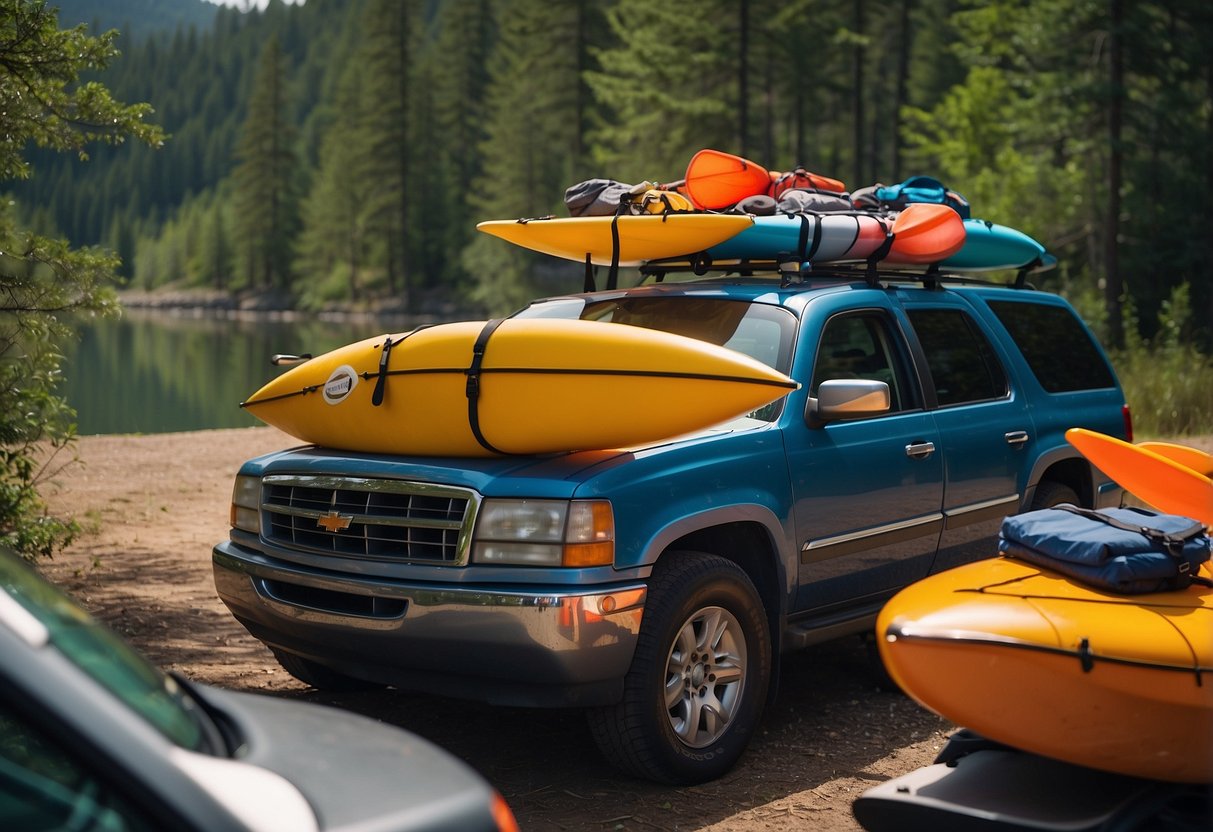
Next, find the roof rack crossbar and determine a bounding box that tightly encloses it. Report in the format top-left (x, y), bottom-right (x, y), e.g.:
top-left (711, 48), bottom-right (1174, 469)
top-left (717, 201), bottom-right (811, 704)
top-left (634, 259), bottom-right (1045, 291)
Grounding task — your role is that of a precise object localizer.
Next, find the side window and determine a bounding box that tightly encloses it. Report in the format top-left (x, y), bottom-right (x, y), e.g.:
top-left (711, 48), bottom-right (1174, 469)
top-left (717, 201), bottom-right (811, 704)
top-left (0, 705), bottom-right (155, 832)
top-left (907, 308), bottom-right (1008, 406)
top-left (811, 313), bottom-right (908, 412)
top-left (986, 300), bottom-right (1116, 392)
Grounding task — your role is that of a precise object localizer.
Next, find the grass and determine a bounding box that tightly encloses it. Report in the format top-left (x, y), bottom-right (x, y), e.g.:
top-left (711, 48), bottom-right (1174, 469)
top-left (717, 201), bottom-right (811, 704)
top-left (1112, 344), bottom-right (1213, 437)
top-left (1067, 281), bottom-right (1213, 438)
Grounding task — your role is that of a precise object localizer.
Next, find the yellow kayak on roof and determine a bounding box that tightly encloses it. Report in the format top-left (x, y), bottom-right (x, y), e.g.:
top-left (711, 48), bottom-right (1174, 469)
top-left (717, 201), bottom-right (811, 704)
top-left (241, 318), bottom-right (798, 457)
top-left (476, 213), bottom-right (753, 266)
top-left (877, 555), bottom-right (1213, 784)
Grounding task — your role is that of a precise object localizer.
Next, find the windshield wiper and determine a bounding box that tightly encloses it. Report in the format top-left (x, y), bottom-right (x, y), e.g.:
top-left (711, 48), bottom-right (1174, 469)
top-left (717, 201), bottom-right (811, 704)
top-left (168, 671), bottom-right (241, 757)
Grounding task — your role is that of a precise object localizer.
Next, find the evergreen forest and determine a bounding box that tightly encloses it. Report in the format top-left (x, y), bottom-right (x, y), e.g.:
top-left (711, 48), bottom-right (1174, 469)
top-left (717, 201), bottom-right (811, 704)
top-left (10, 0), bottom-right (1213, 351)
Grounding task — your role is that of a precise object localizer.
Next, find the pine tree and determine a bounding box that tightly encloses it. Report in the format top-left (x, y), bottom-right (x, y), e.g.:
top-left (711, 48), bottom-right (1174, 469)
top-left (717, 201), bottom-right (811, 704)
top-left (1113, 1), bottom-right (1213, 346)
top-left (587, 0), bottom-right (739, 181)
top-left (419, 0), bottom-right (496, 282)
top-left (405, 54), bottom-right (458, 289)
top-left (892, 1), bottom-right (1196, 347)
top-left (759, 2), bottom-right (847, 178)
top-left (107, 213), bottom-right (135, 281)
top-left (356, 0), bottom-right (422, 298)
top-left (197, 200), bottom-right (231, 290)
top-left (464, 0), bottom-right (606, 310)
top-left (231, 34), bottom-right (300, 291)
top-left (295, 58), bottom-right (373, 302)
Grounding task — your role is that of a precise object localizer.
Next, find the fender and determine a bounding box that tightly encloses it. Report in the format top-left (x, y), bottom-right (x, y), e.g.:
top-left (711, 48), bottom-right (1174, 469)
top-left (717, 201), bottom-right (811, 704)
top-left (639, 502), bottom-right (796, 605)
top-left (1022, 443), bottom-right (1095, 508)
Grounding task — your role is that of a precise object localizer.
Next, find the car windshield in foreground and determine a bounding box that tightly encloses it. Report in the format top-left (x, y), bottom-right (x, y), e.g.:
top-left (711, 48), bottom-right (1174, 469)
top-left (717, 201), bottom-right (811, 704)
top-left (0, 552), bottom-right (214, 753)
top-left (517, 296), bottom-right (798, 375)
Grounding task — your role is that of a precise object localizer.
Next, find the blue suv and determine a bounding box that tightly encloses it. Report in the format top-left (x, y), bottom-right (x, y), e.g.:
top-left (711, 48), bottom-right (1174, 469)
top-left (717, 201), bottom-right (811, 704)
top-left (214, 268), bottom-right (1128, 785)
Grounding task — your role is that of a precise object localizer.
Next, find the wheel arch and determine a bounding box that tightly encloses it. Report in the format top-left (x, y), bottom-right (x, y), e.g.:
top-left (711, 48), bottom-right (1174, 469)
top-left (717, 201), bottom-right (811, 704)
top-left (1025, 450), bottom-right (1095, 508)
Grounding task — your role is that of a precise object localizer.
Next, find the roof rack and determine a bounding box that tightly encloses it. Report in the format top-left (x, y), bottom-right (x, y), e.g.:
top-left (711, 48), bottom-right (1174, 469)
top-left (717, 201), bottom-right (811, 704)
top-left (634, 252), bottom-right (1058, 291)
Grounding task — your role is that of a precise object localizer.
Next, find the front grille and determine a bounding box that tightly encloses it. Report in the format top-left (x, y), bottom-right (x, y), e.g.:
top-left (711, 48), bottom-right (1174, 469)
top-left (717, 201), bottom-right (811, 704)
top-left (260, 475), bottom-right (478, 564)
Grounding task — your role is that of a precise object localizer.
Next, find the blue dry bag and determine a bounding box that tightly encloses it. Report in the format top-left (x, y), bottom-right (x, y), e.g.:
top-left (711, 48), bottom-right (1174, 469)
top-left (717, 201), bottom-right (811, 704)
top-left (999, 504), bottom-right (1211, 594)
top-left (867, 176), bottom-right (971, 218)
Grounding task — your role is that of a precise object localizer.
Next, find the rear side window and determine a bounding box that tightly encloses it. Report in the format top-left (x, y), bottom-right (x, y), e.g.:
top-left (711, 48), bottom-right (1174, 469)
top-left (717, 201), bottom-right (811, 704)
top-left (987, 300), bottom-right (1116, 392)
top-left (907, 308), bottom-right (1008, 406)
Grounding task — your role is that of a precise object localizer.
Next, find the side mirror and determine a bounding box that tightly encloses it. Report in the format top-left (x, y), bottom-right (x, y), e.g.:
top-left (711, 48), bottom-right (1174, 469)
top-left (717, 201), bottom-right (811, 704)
top-left (807, 379), bottom-right (891, 428)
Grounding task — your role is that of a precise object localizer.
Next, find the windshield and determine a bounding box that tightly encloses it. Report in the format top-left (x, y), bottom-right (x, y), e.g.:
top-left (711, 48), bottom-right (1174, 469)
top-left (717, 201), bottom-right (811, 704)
top-left (518, 296), bottom-right (798, 374)
top-left (0, 552), bottom-right (213, 752)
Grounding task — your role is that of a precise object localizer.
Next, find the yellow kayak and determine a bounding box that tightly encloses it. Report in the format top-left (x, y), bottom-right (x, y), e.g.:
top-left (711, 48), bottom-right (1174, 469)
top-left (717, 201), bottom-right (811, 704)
top-left (877, 556), bottom-right (1213, 783)
top-left (476, 214), bottom-right (753, 266)
top-left (241, 318), bottom-right (798, 457)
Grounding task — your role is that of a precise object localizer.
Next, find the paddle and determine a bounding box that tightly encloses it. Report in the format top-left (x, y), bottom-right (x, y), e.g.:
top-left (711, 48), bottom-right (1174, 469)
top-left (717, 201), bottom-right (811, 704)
top-left (682, 149), bottom-right (773, 209)
top-left (1138, 441), bottom-right (1213, 477)
top-left (1065, 428), bottom-right (1213, 527)
top-left (682, 149), bottom-right (847, 210)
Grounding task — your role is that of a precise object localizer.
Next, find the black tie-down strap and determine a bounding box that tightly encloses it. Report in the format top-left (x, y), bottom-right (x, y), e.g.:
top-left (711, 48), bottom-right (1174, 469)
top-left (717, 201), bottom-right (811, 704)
top-left (1055, 504), bottom-right (1207, 570)
top-left (795, 212), bottom-right (824, 262)
top-left (465, 318), bottom-right (507, 454)
top-left (607, 212), bottom-right (622, 290)
top-left (371, 334), bottom-right (397, 407)
top-left (370, 325), bottom-right (434, 407)
top-left (865, 225), bottom-right (896, 285)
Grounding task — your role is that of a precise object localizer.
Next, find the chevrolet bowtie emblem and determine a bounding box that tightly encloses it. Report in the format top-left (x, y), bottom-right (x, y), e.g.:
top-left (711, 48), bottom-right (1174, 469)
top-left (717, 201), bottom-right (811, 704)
top-left (317, 511), bottom-right (354, 533)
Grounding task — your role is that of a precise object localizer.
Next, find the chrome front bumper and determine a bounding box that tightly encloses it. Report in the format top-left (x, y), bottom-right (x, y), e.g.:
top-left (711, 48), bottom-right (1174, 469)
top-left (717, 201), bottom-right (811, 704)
top-left (213, 541), bottom-right (646, 707)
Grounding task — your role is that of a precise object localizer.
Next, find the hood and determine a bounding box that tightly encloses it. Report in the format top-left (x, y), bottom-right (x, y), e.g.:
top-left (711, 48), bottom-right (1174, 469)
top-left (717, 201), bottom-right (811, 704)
top-left (240, 418), bottom-right (772, 499)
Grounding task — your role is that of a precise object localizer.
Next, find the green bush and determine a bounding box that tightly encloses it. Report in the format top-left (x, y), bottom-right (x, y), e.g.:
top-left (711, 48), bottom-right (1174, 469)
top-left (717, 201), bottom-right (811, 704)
top-left (1106, 284), bottom-right (1213, 437)
top-left (0, 3), bottom-right (162, 559)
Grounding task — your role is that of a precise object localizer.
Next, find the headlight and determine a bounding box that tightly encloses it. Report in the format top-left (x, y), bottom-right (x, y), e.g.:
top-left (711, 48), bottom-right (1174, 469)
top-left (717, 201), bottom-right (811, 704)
top-left (230, 475), bottom-right (261, 533)
top-left (473, 499), bottom-right (613, 567)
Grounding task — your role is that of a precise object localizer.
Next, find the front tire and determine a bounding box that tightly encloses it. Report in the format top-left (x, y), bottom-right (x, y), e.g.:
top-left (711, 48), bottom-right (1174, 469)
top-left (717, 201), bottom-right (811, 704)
top-left (1030, 480), bottom-right (1081, 510)
top-left (588, 551), bottom-right (771, 784)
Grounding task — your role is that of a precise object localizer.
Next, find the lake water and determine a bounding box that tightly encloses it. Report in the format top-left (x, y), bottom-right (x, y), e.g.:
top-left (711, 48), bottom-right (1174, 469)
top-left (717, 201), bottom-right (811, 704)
top-left (60, 311), bottom-right (444, 435)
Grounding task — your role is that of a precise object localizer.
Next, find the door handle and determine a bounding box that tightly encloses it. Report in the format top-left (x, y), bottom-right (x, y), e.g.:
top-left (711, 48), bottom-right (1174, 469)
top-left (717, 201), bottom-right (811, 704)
top-left (1005, 430), bottom-right (1030, 446)
top-left (905, 441), bottom-right (936, 460)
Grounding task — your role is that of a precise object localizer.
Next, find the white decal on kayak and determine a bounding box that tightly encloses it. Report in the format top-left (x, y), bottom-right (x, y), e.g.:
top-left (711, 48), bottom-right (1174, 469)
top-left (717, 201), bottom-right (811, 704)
top-left (322, 365), bottom-right (359, 405)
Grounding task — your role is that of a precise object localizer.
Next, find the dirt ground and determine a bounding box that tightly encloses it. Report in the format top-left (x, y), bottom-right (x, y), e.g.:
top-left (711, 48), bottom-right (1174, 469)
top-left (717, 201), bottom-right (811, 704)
top-left (34, 426), bottom-right (1064, 831)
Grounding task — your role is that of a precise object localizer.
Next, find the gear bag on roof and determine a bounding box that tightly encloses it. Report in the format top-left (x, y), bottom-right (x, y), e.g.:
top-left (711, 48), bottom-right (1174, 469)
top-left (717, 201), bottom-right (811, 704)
top-left (852, 175), bottom-right (971, 219)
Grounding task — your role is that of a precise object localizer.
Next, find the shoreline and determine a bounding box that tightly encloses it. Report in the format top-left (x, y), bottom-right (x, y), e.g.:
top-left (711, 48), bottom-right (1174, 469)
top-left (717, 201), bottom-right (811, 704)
top-left (117, 287), bottom-right (483, 325)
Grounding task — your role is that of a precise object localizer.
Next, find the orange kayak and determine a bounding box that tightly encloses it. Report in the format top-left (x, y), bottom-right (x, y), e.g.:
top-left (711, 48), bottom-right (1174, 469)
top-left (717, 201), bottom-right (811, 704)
top-left (877, 556), bottom-right (1213, 783)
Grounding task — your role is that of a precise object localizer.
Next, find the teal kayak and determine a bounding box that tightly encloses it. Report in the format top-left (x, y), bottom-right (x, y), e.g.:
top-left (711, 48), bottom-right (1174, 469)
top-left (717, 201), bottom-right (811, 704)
top-left (703, 214), bottom-right (1044, 271)
top-left (942, 219), bottom-right (1045, 271)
